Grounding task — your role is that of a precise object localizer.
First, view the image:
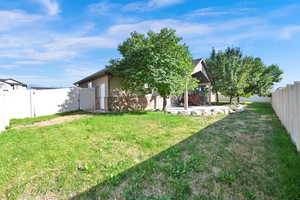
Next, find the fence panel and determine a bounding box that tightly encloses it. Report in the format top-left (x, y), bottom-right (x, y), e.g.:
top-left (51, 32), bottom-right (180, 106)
top-left (219, 94), bottom-right (271, 102)
top-left (79, 88), bottom-right (95, 111)
top-left (272, 82), bottom-right (300, 151)
top-left (4, 90), bottom-right (32, 119)
top-left (32, 88), bottom-right (80, 117)
top-left (0, 93), bottom-right (9, 131)
top-left (0, 87), bottom-right (96, 132)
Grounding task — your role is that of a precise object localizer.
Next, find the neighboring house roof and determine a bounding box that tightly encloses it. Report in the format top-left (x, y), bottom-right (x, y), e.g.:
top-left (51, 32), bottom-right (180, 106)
top-left (74, 59), bottom-right (211, 85)
top-left (0, 78), bottom-right (27, 87)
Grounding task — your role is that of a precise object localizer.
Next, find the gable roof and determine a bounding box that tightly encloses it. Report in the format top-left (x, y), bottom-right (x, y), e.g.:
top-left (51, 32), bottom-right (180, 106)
top-left (74, 59), bottom-right (211, 85)
top-left (0, 78), bottom-right (27, 87)
top-left (191, 58), bottom-right (210, 83)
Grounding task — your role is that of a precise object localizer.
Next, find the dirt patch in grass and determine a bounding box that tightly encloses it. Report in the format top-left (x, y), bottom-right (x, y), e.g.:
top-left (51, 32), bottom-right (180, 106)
top-left (13, 114), bottom-right (93, 129)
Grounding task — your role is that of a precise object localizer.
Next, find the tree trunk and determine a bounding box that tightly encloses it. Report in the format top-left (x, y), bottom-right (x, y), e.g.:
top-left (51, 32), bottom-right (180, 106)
top-left (184, 80), bottom-right (189, 110)
top-left (162, 96), bottom-right (167, 112)
top-left (237, 97), bottom-right (240, 104)
top-left (229, 96), bottom-right (233, 104)
top-left (216, 92), bottom-right (219, 103)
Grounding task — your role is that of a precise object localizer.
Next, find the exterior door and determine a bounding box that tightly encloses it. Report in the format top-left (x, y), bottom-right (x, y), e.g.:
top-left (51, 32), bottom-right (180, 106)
top-left (99, 83), bottom-right (105, 109)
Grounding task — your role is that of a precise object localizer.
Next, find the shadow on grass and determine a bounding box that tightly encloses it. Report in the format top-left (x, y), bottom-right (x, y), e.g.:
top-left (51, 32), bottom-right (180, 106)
top-left (70, 119), bottom-right (222, 199)
top-left (69, 102), bottom-right (300, 200)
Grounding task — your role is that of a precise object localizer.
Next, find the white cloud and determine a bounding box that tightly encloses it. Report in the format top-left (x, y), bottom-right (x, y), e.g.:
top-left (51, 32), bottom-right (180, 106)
top-left (0, 15), bottom-right (276, 62)
top-left (107, 19), bottom-right (212, 38)
top-left (148, 0), bottom-right (184, 8)
top-left (36, 0), bottom-right (60, 16)
top-left (87, 1), bottom-right (140, 24)
top-left (0, 64), bottom-right (101, 87)
top-left (15, 60), bottom-right (46, 65)
top-left (268, 4), bottom-right (300, 18)
top-left (44, 36), bottom-right (118, 50)
top-left (0, 74), bottom-right (59, 87)
top-left (64, 65), bottom-right (101, 82)
top-left (88, 1), bottom-right (120, 15)
top-left (0, 10), bottom-right (41, 31)
top-left (185, 7), bottom-right (252, 18)
top-left (216, 17), bottom-right (264, 31)
top-left (0, 65), bottom-right (17, 69)
top-left (0, 34), bottom-right (118, 62)
top-left (123, 0), bottom-right (184, 11)
top-left (186, 8), bottom-right (231, 17)
top-left (280, 26), bottom-right (300, 39)
top-left (0, 3), bottom-right (297, 67)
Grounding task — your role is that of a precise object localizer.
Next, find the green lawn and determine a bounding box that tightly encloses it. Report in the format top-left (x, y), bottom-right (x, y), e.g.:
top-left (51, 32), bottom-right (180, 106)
top-left (0, 103), bottom-right (299, 200)
top-left (9, 110), bottom-right (88, 128)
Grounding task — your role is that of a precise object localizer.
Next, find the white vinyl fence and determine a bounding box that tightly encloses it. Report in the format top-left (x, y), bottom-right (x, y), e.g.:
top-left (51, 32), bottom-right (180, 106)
top-left (272, 82), bottom-right (300, 151)
top-left (0, 87), bottom-right (95, 132)
top-left (219, 94), bottom-right (271, 103)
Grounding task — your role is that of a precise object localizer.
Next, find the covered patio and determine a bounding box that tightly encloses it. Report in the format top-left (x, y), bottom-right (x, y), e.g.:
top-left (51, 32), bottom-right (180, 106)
top-left (172, 58), bottom-right (215, 109)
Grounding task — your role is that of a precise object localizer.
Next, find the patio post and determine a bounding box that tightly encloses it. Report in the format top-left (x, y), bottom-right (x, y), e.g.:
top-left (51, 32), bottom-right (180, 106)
top-left (184, 79), bottom-right (188, 110)
top-left (208, 85), bottom-right (212, 105)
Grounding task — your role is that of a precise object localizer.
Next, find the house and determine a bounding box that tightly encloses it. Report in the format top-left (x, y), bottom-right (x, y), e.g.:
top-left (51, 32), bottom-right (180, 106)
top-left (74, 59), bottom-right (213, 111)
top-left (0, 79), bottom-right (27, 92)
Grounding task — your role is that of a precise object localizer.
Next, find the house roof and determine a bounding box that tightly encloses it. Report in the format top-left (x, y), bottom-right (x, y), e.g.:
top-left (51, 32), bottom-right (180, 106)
top-left (74, 68), bottom-right (111, 85)
top-left (74, 59), bottom-right (211, 85)
top-left (0, 78), bottom-right (27, 87)
top-left (191, 58), bottom-right (211, 84)
top-left (192, 58), bottom-right (202, 66)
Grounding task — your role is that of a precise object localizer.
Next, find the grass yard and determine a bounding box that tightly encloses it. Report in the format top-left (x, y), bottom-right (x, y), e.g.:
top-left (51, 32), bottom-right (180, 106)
top-left (9, 110), bottom-right (89, 128)
top-left (0, 103), bottom-right (299, 199)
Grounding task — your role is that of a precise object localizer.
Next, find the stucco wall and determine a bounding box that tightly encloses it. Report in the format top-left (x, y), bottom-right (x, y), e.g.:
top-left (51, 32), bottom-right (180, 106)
top-left (109, 76), bottom-right (122, 96)
top-left (79, 82), bottom-right (89, 88)
top-left (78, 75), bottom-right (172, 111)
top-left (91, 75), bottom-right (109, 110)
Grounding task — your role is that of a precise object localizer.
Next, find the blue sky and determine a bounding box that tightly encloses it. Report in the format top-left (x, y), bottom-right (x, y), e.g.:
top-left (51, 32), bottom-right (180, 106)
top-left (0, 0), bottom-right (299, 88)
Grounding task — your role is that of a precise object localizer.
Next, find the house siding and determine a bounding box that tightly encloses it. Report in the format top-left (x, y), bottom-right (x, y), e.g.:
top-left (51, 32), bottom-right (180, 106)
top-left (79, 82), bottom-right (89, 88)
top-left (77, 75), bottom-right (172, 111)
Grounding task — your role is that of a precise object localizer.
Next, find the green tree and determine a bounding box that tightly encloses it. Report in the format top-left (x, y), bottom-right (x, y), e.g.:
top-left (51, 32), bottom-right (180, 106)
top-left (109, 28), bottom-right (198, 111)
top-left (205, 48), bottom-right (226, 103)
top-left (206, 47), bottom-right (283, 104)
top-left (243, 58), bottom-right (283, 97)
top-left (221, 47), bottom-right (251, 103)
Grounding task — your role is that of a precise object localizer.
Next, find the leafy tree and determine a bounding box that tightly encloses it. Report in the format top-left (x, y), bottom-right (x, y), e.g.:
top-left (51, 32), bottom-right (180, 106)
top-left (243, 58), bottom-right (283, 97)
top-left (221, 47), bottom-right (251, 103)
top-left (205, 48), bottom-right (226, 103)
top-left (206, 47), bottom-right (283, 104)
top-left (109, 28), bottom-right (198, 111)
